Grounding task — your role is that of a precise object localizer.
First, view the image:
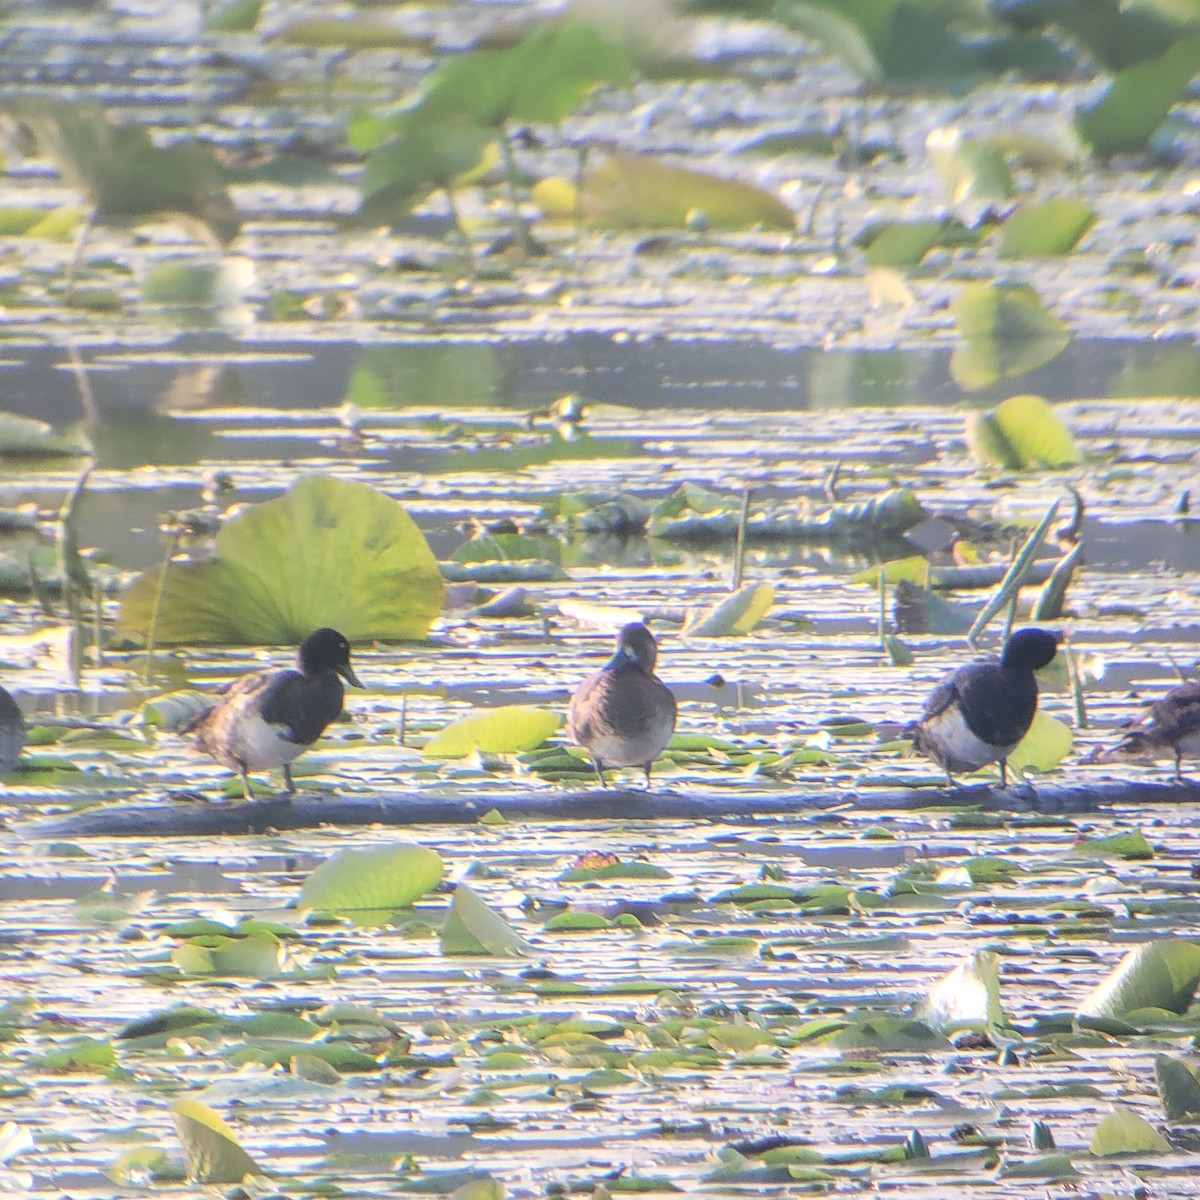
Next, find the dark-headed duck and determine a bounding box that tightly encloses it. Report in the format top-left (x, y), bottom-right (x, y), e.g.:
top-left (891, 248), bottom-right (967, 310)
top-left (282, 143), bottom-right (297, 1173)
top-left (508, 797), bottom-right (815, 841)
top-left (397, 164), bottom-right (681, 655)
top-left (185, 627), bottom-right (362, 801)
top-left (907, 627), bottom-right (1060, 786)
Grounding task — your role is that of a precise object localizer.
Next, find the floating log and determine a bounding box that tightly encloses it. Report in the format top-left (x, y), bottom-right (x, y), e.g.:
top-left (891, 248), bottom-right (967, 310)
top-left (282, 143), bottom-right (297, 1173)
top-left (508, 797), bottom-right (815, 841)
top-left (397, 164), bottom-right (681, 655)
top-left (30, 780), bottom-right (1200, 839)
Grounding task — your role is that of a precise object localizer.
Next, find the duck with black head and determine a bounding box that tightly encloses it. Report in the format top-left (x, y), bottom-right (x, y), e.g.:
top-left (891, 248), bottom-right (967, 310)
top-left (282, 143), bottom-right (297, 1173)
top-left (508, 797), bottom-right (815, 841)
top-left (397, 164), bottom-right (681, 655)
top-left (184, 627), bottom-right (362, 801)
top-left (1088, 680), bottom-right (1200, 782)
top-left (568, 622), bottom-right (677, 788)
top-left (907, 627), bottom-right (1061, 787)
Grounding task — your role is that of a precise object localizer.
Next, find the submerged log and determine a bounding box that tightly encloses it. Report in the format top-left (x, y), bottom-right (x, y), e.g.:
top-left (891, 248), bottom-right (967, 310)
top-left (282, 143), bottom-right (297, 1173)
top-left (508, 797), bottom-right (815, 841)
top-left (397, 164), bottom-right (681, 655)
top-left (30, 779), bottom-right (1200, 838)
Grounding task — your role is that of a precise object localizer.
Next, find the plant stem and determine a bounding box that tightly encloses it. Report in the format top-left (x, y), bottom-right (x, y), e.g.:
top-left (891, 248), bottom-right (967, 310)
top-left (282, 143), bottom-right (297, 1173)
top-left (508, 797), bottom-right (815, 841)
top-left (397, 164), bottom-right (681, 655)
top-left (1065, 636), bottom-right (1088, 730)
top-left (877, 570), bottom-right (888, 653)
top-left (144, 532), bottom-right (180, 684)
top-left (731, 487), bottom-right (751, 590)
top-left (442, 186), bottom-right (474, 275)
top-left (497, 123), bottom-right (533, 260)
top-left (93, 578), bottom-right (104, 670)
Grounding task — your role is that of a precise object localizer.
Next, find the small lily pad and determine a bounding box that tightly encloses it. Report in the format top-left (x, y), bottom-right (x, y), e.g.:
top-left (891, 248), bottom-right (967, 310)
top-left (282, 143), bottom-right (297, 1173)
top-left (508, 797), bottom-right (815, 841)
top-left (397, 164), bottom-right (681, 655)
top-left (172, 1098), bottom-right (263, 1184)
top-left (1007, 712), bottom-right (1073, 774)
top-left (926, 126), bottom-right (1014, 208)
top-left (998, 198), bottom-right (1096, 258)
top-left (559, 860), bottom-right (671, 882)
top-left (686, 583), bottom-right (775, 636)
top-left (997, 1153), bottom-right (1079, 1180)
top-left (441, 883), bottom-right (532, 957)
top-left (576, 153), bottom-right (794, 231)
top-left (1155, 1054), bottom-right (1200, 1121)
top-left (1089, 1105), bottom-right (1171, 1157)
top-left (300, 843), bottom-right (445, 921)
top-left (545, 911), bottom-right (612, 932)
top-left (856, 219), bottom-right (944, 268)
top-left (1071, 829), bottom-right (1154, 860)
top-left (172, 933), bottom-right (285, 980)
top-left (967, 394), bottom-right (1080, 469)
top-left (922, 950), bottom-right (1005, 1032)
top-left (423, 706), bottom-right (562, 758)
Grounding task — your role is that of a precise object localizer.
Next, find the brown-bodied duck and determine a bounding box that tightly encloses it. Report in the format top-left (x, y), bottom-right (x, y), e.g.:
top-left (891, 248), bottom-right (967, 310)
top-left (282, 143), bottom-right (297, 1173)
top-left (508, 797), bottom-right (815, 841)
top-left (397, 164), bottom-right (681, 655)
top-left (567, 622), bottom-right (677, 788)
top-left (907, 627), bottom-right (1060, 786)
top-left (184, 627), bottom-right (362, 801)
top-left (1089, 680), bottom-right (1200, 781)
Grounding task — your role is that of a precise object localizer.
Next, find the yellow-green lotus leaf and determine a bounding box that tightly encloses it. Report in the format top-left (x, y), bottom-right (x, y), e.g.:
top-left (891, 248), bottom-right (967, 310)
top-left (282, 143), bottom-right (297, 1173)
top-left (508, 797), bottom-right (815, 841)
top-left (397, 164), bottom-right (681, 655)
top-left (1007, 712), bottom-right (1073, 773)
top-left (119, 475), bottom-right (444, 645)
top-left (578, 153), bottom-right (793, 231)
top-left (1089, 1105), bottom-right (1171, 1157)
top-left (424, 706), bottom-right (563, 758)
top-left (171, 1099), bottom-right (262, 1184)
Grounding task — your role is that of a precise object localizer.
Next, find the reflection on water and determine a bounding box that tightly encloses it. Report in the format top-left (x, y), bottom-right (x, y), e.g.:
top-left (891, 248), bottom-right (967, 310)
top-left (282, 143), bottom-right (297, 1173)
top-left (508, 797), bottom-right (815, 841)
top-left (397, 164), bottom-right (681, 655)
top-left (0, 332), bottom-right (1196, 579)
top-left (3, 334), bottom-right (1200, 441)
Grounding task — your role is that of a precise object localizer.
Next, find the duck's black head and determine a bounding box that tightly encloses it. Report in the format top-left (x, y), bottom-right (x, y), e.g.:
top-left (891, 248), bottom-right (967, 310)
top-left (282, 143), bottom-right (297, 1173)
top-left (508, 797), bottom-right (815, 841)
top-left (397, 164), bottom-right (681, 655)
top-left (297, 627), bottom-right (363, 688)
top-left (610, 622), bottom-right (659, 673)
top-left (1001, 627), bottom-right (1060, 673)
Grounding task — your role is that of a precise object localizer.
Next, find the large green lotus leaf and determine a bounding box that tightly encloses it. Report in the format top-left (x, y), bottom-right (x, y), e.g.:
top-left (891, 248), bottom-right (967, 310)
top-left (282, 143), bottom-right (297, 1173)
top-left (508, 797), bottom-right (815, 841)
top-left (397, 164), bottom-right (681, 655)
top-left (776, 0), bottom-right (980, 90)
top-left (441, 883), bottom-right (532, 956)
top-left (950, 283), bottom-right (1070, 389)
top-left (922, 950), bottom-right (1005, 1032)
top-left (926, 127), bottom-right (1014, 206)
top-left (15, 102), bottom-right (238, 244)
top-left (1089, 1105), bottom-right (1171, 1156)
top-left (119, 475), bottom-right (443, 644)
top-left (998, 197), bottom-right (1096, 257)
top-left (994, 0), bottom-right (1183, 71)
top-left (1007, 712), bottom-right (1073, 773)
top-left (360, 113), bottom-right (493, 218)
top-left (1077, 939), bottom-right (1200, 1020)
top-left (577, 153), bottom-right (794, 231)
top-left (773, 0), bottom-right (882, 84)
top-left (418, 24), bottom-right (632, 128)
top-left (172, 1099), bottom-right (262, 1184)
top-left (1077, 32), bottom-right (1200, 156)
top-left (300, 843), bottom-right (445, 919)
top-left (423, 706), bottom-right (562, 758)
